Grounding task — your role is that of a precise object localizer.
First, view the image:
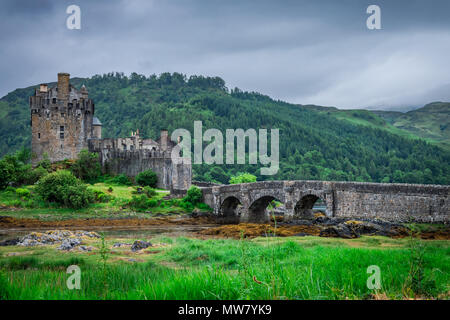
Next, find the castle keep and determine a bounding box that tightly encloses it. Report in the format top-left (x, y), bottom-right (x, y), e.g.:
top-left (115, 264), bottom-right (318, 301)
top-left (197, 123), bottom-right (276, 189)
top-left (30, 73), bottom-right (191, 192)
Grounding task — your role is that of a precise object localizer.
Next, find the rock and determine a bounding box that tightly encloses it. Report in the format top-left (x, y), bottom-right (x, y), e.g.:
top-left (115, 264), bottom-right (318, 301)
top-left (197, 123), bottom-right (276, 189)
top-left (113, 242), bottom-right (130, 248)
top-left (320, 224), bottom-right (358, 239)
top-left (191, 208), bottom-right (211, 218)
top-left (131, 240), bottom-right (152, 252)
top-left (0, 238), bottom-right (20, 246)
top-left (77, 245), bottom-right (94, 252)
top-left (58, 238), bottom-right (82, 251)
top-left (17, 230), bottom-right (100, 247)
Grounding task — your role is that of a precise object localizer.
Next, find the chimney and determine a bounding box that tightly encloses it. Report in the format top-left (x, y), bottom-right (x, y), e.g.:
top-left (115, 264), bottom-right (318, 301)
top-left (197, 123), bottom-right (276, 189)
top-left (160, 129), bottom-right (168, 151)
top-left (57, 73), bottom-right (70, 101)
top-left (39, 84), bottom-right (48, 93)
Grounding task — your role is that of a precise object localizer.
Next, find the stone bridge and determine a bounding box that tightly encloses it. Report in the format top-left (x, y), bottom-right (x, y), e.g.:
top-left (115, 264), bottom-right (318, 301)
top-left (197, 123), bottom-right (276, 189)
top-left (201, 180), bottom-right (450, 223)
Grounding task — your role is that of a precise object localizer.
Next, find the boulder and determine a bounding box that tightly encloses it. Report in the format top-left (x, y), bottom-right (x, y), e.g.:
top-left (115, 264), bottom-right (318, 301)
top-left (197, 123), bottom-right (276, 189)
top-left (113, 242), bottom-right (131, 248)
top-left (319, 224), bottom-right (358, 239)
top-left (0, 238), bottom-right (20, 246)
top-left (131, 240), bottom-right (152, 252)
top-left (58, 238), bottom-right (82, 251)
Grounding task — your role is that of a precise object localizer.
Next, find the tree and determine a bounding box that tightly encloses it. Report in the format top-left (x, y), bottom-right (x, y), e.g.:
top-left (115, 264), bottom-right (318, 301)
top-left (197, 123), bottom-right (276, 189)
top-left (184, 185), bottom-right (203, 205)
top-left (35, 170), bottom-right (93, 208)
top-left (135, 169), bottom-right (158, 187)
top-left (71, 150), bottom-right (101, 182)
top-left (229, 172), bottom-right (257, 184)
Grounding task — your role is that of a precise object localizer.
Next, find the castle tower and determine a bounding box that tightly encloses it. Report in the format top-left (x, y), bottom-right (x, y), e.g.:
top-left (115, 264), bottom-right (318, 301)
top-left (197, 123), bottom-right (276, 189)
top-left (30, 73), bottom-right (95, 165)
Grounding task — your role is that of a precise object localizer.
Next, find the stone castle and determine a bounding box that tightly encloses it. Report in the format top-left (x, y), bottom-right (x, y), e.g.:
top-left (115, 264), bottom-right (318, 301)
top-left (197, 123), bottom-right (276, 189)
top-left (30, 73), bottom-right (191, 193)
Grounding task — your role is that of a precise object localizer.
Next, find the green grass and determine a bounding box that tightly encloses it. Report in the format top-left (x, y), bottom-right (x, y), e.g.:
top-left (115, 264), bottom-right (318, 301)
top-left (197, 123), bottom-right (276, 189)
top-left (0, 236), bottom-right (448, 300)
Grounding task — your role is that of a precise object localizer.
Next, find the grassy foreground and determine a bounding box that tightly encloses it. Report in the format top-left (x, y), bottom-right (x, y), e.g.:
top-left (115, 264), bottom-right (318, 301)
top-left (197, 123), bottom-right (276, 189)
top-left (0, 235), bottom-right (448, 300)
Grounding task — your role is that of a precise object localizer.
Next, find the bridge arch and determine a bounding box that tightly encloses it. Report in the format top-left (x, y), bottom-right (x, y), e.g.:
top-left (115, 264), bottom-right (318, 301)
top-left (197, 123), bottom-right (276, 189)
top-left (294, 193), bottom-right (328, 219)
top-left (219, 196), bottom-right (242, 223)
top-left (248, 195), bottom-right (282, 223)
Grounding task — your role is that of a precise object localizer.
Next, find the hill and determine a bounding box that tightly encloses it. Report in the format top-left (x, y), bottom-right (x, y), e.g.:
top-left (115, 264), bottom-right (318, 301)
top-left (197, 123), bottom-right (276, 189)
top-left (0, 72), bottom-right (449, 185)
top-left (374, 102), bottom-right (450, 149)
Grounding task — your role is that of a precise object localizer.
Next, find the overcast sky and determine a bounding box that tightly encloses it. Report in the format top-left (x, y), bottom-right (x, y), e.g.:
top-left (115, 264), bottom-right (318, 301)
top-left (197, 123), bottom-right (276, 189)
top-left (1, 0), bottom-right (450, 110)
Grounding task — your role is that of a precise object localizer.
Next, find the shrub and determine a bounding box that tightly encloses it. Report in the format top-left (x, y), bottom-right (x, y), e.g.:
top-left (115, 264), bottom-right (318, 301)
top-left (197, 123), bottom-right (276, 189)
top-left (135, 170), bottom-right (158, 187)
top-left (128, 195), bottom-right (158, 211)
top-left (60, 185), bottom-right (94, 209)
top-left (229, 172), bottom-right (257, 184)
top-left (30, 166), bottom-right (49, 183)
top-left (15, 188), bottom-right (30, 199)
top-left (36, 154), bottom-right (51, 171)
top-left (106, 174), bottom-right (132, 186)
top-left (71, 150), bottom-right (101, 183)
top-left (92, 189), bottom-right (114, 203)
top-left (0, 158), bottom-right (15, 189)
top-left (143, 186), bottom-right (157, 198)
top-left (196, 202), bottom-right (213, 211)
top-left (179, 199), bottom-right (194, 212)
top-left (0, 149), bottom-right (47, 188)
top-left (184, 185), bottom-right (202, 205)
top-left (35, 170), bottom-right (94, 208)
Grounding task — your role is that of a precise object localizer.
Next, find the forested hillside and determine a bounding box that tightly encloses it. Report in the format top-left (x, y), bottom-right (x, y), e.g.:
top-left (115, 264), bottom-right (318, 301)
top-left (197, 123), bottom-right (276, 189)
top-left (0, 72), bottom-right (449, 185)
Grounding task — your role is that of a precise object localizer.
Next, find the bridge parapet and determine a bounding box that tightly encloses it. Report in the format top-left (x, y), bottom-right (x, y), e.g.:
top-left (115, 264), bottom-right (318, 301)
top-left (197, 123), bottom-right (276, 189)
top-left (200, 180), bottom-right (449, 223)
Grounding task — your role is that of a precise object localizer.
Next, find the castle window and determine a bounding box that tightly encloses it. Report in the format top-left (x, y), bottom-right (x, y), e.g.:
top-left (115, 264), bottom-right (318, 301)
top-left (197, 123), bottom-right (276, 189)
top-left (60, 126), bottom-right (64, 139)
top-left (38, 133), bottom-right (40, 139)
top-left (52, 98), bottom-right (56, 104)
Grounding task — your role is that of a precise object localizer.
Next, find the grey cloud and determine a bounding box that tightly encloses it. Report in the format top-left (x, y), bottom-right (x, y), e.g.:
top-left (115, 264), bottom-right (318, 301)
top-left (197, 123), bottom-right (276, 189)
top-left (1, 0), bottom-right (450, 110)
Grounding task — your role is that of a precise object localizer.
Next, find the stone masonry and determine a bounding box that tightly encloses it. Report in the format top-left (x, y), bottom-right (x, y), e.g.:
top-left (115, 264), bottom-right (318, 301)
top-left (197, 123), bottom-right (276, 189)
top-left (31, 73), bottom-right (191, 193)
top-left (30, 73), bottom-right (96, 165)
top-left (201, 180), bottom-right (450, 223)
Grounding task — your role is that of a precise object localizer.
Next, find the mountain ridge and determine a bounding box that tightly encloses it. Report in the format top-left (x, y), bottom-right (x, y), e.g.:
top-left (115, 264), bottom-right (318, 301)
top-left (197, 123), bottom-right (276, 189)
top-left (0, 72), bottom-right (448, 185)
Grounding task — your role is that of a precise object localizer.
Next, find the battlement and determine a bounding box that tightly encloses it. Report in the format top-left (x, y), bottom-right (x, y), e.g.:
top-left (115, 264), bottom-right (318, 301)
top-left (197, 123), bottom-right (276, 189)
top-left (88, 131), bottom-right (191, 191)
top-left (30, 73), bottom-right (94, 117)
top-left (30, 72), bottom-right (191, 192)
top-left (30, 73), bottom-right (96, 165)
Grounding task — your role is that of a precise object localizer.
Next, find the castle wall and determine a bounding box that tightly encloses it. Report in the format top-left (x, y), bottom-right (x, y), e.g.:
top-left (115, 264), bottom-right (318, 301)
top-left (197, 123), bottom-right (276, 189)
top-left (31, 73), bottom-right (192, 193)
top-left (89, 139), bottom-right (191, 192)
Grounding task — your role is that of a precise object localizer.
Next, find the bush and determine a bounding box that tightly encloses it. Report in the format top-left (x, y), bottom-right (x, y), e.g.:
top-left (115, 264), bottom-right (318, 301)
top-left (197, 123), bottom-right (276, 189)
top-left (106, 174), bottom-right (132, 186)
top-left (184, 186), bottom-right (202, 205)
top-left (0, 149), bottom-right (46, 188)
top-left (29, 166), bottom-right (49, 183)
top-left (71, 150), bottom-right (101, 183)
top-left (36, 154), bottom-right (51, 171)
top-left (60, 185), bottom-right (94, 209)
top-left (196, 202), bottom-right (213, 211)
top-left (15, 188), bottom-right (30, 199)
top-left (128, 195), bottom-right (158, 211)
top-left (143, 186), bottom-right (157, 198)
top-left (135, 170), bottom-right (158, 187)
top-left (229, 172), bottom-right (257, 184)
top-left (0, 158), bottom-right (15, 189)
top-left (91, 189), bottom-right (114, 203)
top-left (35, 170), bottom-right (94, 208)
top-left (179, 199), bottom-right (195, 212)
